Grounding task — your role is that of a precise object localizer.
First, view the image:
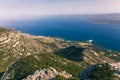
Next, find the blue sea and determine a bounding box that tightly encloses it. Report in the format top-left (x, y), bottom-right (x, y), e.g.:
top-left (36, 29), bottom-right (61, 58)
top-left (1, 16), bottom-right (120, 51)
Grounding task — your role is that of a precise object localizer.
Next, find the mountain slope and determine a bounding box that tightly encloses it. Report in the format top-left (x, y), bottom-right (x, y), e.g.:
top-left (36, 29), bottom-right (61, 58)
top-left (0, 27), bottom-right (120, 80)
top-left (0, 27), bottom-right (80, 72)
top-left (2, 53), bottom-right (84, 80)
top-left (0, 27), bottom-right (45, 72)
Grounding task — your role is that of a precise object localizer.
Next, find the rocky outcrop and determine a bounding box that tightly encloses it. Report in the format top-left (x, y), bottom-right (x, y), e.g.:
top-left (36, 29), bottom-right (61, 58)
top-left (110, 62), bottom-right (120, 77)
top-left (23, 67), bottom-right (72, 80)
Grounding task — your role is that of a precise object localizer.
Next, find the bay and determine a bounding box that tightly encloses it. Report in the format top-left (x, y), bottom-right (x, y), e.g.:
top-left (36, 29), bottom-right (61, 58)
top-left (1, 16), bottom-right (120, 51)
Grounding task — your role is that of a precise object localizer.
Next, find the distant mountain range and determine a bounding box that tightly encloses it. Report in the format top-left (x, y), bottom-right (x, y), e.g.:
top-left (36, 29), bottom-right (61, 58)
top-left (0, 27), bottom-right (120, 80)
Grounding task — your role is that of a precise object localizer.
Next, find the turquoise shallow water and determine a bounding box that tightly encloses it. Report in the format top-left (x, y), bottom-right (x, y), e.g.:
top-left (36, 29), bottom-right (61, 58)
top-left (1, 16), bottom-right (120, 51)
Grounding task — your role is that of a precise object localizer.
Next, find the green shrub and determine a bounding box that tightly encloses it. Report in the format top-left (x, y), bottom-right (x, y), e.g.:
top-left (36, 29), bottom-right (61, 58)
top-left (89, 63), bottom-right (115, 80)
top-left (55, 75), bottom-right (66, 80)
top-left (0, 72), bottom-right (4, 78)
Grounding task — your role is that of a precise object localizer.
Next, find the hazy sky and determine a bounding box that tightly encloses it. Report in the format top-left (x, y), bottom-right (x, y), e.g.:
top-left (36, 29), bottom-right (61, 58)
top-left (0, 0), bottom-right (120, 20)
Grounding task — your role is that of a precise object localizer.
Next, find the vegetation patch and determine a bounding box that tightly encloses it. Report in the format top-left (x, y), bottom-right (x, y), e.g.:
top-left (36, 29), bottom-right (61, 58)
top-left (55, 46), bottom-right (85, 61)
top-left (9, 53), bottom-right (83, 80)
top-left (0, 72), bottom-right (4, 78)
top-left (88, 63), bottom-right (115, 80)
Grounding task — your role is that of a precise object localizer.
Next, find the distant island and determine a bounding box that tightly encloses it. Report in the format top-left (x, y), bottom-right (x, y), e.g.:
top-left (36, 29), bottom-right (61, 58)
top-left (81, 13), bottom-right (120, 24)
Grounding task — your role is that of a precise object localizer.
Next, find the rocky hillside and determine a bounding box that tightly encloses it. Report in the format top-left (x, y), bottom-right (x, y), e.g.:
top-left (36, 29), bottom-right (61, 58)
top-left (0, 27), bottom-right (120, 80)
top-left (0, 27), bottom-right (82, 72)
